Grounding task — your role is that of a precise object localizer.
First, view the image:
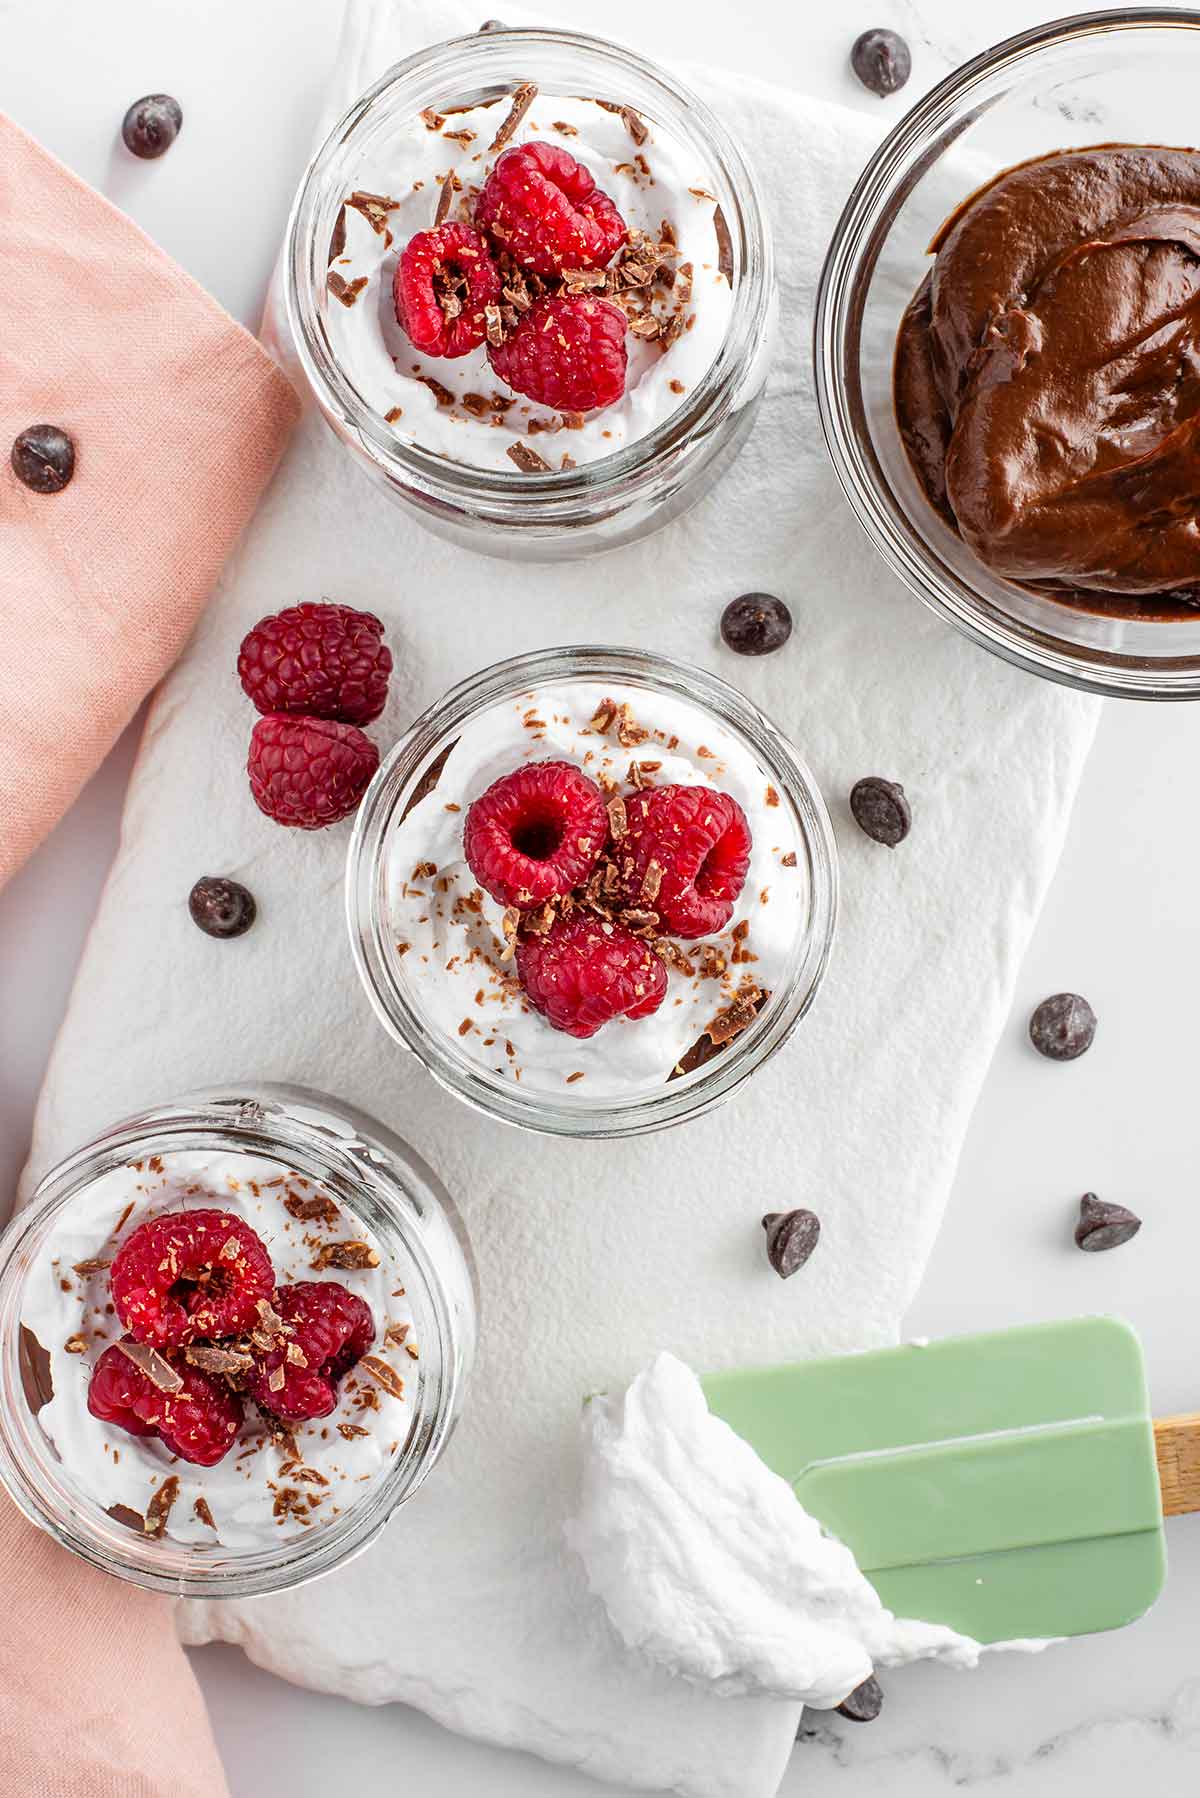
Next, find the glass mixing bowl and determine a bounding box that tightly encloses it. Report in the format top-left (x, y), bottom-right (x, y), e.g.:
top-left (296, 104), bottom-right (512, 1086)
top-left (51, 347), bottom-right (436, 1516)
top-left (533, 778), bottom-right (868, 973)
top-left (815, 8), bottom-right (1200, 699)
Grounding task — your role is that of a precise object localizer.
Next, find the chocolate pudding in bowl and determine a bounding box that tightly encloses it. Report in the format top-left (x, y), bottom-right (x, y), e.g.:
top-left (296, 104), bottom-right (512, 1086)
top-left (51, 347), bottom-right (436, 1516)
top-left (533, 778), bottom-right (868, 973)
top-left (815, 10), bottom-right (1200, 697)
top-left (284, 28), bottom-right (775, 560)
top-left (346, 648), bottom-right (837, 1138)
top-left (0, 1087), bottom-right (476, 1597)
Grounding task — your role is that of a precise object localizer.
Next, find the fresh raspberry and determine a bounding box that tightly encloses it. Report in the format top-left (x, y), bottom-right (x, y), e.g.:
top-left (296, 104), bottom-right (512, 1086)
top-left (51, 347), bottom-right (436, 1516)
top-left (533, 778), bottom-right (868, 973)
top-left (237, 602), bottom-right (392, 726)
top-left (464, 760), bottom-right (608, 908)
top-left (618, 785), bottom-right (752, 938)
top-left (393, 223), bottom-right (501, 358)
top-left (516, 911), bottom-right (668, 1038)
top-left (488, 294), bottom-right (627, 413)
top-left (246, 1282), bottom-right (376, 1423)
top-left (247, 713), bottom-right (379, 830)
top-left (111, 1209), bottom-right (275, 1348)
top-left (475, 142), bottom-right (626, 276)
top-left (88, 1340), bottom-right (244, 1467)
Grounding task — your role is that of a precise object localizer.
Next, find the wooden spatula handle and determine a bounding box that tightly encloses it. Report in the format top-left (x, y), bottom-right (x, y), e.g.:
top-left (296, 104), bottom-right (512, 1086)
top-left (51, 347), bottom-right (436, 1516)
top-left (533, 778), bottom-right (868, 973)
top-left (1154, 1414), bottom-right (1200, 1516)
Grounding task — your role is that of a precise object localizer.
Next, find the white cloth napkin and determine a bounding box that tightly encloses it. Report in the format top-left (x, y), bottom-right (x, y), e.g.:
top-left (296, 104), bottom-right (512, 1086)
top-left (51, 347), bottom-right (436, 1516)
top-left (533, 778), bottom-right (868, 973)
top-left (22, 3), bottom-right (1099, 1793)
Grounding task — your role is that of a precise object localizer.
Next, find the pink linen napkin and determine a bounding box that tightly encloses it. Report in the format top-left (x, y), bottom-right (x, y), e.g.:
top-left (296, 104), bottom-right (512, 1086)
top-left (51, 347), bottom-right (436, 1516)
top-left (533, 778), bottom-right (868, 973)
top-left (0, 110), bottom-right (298, 1793)
top-left (0, 109), bottom-right (300, 888)
top-left (0, 1492), bottom-right (229, 1797)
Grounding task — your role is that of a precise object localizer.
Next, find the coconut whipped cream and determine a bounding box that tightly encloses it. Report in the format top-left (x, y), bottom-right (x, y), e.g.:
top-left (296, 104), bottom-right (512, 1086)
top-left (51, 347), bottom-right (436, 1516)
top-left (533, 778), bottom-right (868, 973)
top-left (326, 91), bottom-right (734, 470)
top-left (566, 1355), bottom-right (1053, 1709)
top-left (384, 680), bottom-right (806, 1098)
top-left (22, 1151), bottom-right (414, 1550)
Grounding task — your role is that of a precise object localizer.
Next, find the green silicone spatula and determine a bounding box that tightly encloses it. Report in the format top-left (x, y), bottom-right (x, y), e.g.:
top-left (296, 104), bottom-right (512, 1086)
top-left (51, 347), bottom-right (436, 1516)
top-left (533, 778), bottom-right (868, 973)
top-left (702, 1317), bottom-right (1198, 1644)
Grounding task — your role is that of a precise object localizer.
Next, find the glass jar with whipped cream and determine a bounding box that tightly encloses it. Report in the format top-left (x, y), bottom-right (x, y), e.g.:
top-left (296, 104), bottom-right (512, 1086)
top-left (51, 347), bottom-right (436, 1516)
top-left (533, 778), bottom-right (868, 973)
top-left (0, 1085), bottom-right (477, 1598)
top-left (284, 28), bottom-right (776, 559)
top-left (347, 647), bottom-right (837, 1137)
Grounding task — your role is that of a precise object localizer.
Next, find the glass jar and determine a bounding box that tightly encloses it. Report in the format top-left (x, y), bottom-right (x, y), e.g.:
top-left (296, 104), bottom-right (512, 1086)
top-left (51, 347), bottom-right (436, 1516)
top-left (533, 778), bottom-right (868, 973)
top-left (283, 27), bottom-right (776, 560)
top-left (815, 8), bottom-right (1200, 699)
top-left (0, 1085), bottom-right (477, 1598)
top-left (347, 645), bottom-right (837, 1137)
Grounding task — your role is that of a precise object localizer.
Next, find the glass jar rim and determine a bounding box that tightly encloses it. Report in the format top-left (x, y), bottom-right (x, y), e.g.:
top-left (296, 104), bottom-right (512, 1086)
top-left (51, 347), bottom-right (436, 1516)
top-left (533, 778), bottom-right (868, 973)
top-left (283, 25), bottom-right (775, 512)
top-left (0, 1086), bottom-right (473, 1598)
top-left (346, 646), bottom-right (838, 1137)
top-left (814, 6), bottom-right (1200, 700)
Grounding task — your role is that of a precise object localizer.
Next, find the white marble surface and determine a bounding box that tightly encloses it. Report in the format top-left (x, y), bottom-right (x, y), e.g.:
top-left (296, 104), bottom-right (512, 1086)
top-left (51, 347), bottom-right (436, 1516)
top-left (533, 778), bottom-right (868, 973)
top-left (0, 1), bottom-right (1197, 1793)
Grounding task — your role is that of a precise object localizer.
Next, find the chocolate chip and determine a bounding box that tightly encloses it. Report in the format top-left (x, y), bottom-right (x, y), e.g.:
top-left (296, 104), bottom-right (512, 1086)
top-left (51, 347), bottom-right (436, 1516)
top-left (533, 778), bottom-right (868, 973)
top-left (849, 777), bottom-right (910, 847)
top-left (836, 1675), bottom-right (884, 1722)
top-left (762, 1209), bottom-right (820, 1278)
top-left (188, 876), bottom-right (257, 939)
top-left (1075, 1193), bottom-right (1142, 1253)
top-left (121, 93), bottom-right (183, 159)
top-left (720, 592), bottom-right (792, 656)
top-left (850, 29), bottom-right (911, 97)
top-left (1029, 992), bottom-right (1096, 1061)
top-left (11, 425), bottom-right (75, 494)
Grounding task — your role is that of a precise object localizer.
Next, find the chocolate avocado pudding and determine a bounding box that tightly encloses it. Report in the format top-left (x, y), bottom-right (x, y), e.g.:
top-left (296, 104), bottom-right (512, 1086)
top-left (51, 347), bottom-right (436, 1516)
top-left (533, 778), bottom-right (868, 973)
top-left (895, 145), bottom-right (1200, 619)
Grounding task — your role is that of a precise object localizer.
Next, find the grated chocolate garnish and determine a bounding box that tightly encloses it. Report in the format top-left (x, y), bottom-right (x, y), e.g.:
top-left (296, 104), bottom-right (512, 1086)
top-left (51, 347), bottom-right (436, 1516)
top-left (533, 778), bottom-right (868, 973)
top-left (595, 98), bottom-right (649, 145)
top-left (116, 1338), bottom-right (184, 1394)
top-left (781, 851), bottom-right (797, 868)
top-left (421, 107), bottom-right (446, 131)
top-left (283, 1192), bottom-right (341, 1225)
top-left (327, 271), bottom-right (368, 308)
top-left (418, 374), bottom-right (455, 408)
top-left (485, 302), bottom-right (506, 347)
top-left (607, 795), bottom-right (628, 839)
top-left (488, 81), bottom-right (538, 152)
top-left (507, 441), bottom-right (552, 472)
top-left (338, 1423), bottom-right (370, 1441)
top-left (72, 1257), bottom-right (111, 1276)
top-left (359, 1355), bottom-right (406, 1400)
top-left (144, 1475), bottom-right (181, 1537)
top-left (435, 168), bottom-right (455, 226)
top-left (193, 1496), bottom-right (217, 1532)
top-left (346, 190), bottom-right (400, 235)
top-left (311, 1241), bottom-right (381, 1272)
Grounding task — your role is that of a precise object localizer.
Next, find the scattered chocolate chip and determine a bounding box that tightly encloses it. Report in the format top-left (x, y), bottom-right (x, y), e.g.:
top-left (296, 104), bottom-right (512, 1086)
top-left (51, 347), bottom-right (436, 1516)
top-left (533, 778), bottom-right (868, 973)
top-left (836, 1675), bottom-right (884, 1722)
top-left (849, 777), bottom-right (911, 848)
top-left (11, 425), bottom-right (75, 494)
top-left (1075, 1193), bottom-right (1142, 1253)
top-left (188, 876), bottom-right (257, 939)
top-left (762, 1209), bottom-right (820, 1278)
top-left (720, 592), bottom-right (792, 656)
top-left (1029, 992), bottom-right (1097, 1062)
top-left (121, 93), bottom-right (183, 159)
top-left (850, 29), bottom-right (911, 97)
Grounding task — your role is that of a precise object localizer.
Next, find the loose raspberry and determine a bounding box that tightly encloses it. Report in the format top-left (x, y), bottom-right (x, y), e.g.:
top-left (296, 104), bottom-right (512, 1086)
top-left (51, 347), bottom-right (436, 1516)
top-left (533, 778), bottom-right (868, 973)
top-left (247, 713), bottom-right (379, 830)
top-left (475, 142), bottom-right (626, 276)
top-left (618, 785), bottom-right (752, 938)
top-left (111, 1209), bottom-right (275, 1348)
top-left (238, 602), bottom-right (392, 726)
top-left (88, 1340), bottom-right (244, 1467)
top-left (488, 294), bottom-right (627, 413)
top-left (246, 1282), bottom-right (376, 1423)
top-left (464, 760), bottom-right (608, 909)
top-left (516, 911), bottom-right (668, 1038)
top-left (393, 222), bottom-right (501, 358)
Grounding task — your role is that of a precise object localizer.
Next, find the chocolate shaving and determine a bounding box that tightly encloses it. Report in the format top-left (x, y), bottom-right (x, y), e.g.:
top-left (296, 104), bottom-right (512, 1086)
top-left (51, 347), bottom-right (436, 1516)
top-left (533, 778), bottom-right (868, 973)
top-left (311, 1240), bottom-right (381, 1271)
top-left (327, 271), bottom-right (368, 308)
top-left (346, 190), bottom-right (400, 234)
top-left (500, 906), bottom-right (520, 961)
top-left (418, 375), bottom-right (455, 408)
top-left (64, 1335), bottom-right (88, 1355)
top-left (116, 1338), bottom-right (184, 1394)
top-left (185, 1344), bottom-right (253, 1377)
top-left (620, 908), bottom-right (659, 932)
top-left (283, 1192), bottom-right (341, 1225)
top-left (384, 1322), bottom-right (411, 1348)
top-left (193, 1496), bottom-right (217, 1532)
top-left (488, 82), bottom-right (538, 152)
top-left (421, 107), bottom-right (446, 131)
top-left (285, 1341), bottom-right (309, 1368)
top-left (607, 795), bottom-right (628, 839)
top-left (706, 983), bottom-right (764, 1046)
top-left (268, 1363), bottom-right (286, 1393)
top-left (71, 1257), bottom-right (111, 1276)
top-left (628, 312), bottom-right (662, 339)
top-left (338, 1423), bottom-right (370, 1441)
top-left (384, 406), bottom-right (403, 424)
top-left (674, 262), bottom-right (694, 307)
top-left (359, 1355), bottom-right (406, 1400)
top-left (507, 441), bottom-right (552, 473)
top-left (328, 205), bottom-right (347, 264)
top-left (485, 303), bottom-right (506, 347)
top-left (144, 1475), bottom-right (181, 1537)
top-left (435, 169), bottom-right (455, 226)
top-left (781, 851), bottom-right (798, 868)
top-left (596, 98), bottom-right (649, 145)
top-left (553, 119), bottom-right (578, 135)
top-left (714, 203), bottom-right (734, 282)
top-left (444, 127), bottom-right (476, 146)
top-left (640, 859), bottom-right (663, 904)
top-left (562, 267), bottom-right (608, 292)
top-left (256, 1297), bottom-right (288, 1337)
